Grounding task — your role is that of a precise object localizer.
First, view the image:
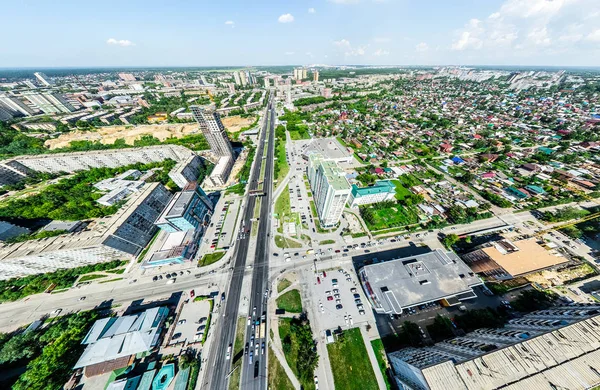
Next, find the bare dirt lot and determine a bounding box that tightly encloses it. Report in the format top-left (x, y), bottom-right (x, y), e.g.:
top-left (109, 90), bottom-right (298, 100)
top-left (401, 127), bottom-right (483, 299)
top-left (45, 123), bottom-right (201, 149)
top-left (221, 115), bottom-right (256, 134)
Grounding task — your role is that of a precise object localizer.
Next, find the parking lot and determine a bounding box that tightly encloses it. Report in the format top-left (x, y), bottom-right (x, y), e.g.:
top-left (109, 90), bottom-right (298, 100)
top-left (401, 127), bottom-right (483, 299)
top-left (311, 265), bottom-right (370, 333)
top-left (168, 294), bottom-right (211, 347)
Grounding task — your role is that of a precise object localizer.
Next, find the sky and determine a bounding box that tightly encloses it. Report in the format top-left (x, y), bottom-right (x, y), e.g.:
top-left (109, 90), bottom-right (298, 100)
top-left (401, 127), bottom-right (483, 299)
top-left (1, 0), bottom-right (599, 68)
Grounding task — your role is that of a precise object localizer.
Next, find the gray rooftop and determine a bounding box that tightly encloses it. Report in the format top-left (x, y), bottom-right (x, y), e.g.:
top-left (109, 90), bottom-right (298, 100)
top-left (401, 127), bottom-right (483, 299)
top-left (360, 249), bottom-right (482, 313)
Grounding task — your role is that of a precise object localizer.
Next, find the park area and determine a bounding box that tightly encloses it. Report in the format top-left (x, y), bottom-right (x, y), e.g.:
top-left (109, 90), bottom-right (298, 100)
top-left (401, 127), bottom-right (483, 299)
top-left (276, 289), bottom-right (302, 313)
top-left (391, 179), bottom-right (412, 200)
top-left (327, 327), bottom-right (379, 390)
top-left (360, 203), bottom-right (420, 231)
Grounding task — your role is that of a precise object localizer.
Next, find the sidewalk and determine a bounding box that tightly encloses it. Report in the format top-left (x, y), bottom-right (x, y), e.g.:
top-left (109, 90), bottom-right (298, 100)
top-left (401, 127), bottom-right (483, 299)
top-left (360, 326), bottom-right (388, 390)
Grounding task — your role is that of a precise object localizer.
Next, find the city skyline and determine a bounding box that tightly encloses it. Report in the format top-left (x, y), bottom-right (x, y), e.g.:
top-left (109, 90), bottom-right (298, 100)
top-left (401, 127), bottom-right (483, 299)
top-left (2, 0), bottom-right (600, 68)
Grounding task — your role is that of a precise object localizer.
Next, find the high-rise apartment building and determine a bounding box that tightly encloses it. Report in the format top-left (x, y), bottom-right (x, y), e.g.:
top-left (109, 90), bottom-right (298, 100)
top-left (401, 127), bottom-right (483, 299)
top-left (34, 72), bottom-right (52, 87)
top-left (190, 105), bottom-right (234, 158)
top-left (239, 71), bottom-right (248, 86)
top-left (302, 68), bottom-right (307, 79)
top-left (264, 77), bottom-right (270, 88)
top-left (233, 71), bottom-right (241, 85)
top-left (313, 70), bottom-right (319, 82)
top-left (307, 153), bottom-right (351, 227)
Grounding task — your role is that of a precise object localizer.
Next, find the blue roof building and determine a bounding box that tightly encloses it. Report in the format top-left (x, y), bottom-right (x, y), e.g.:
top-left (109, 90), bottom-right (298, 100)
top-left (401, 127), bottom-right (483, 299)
top-left (155, 183), bottom-right (213, 233)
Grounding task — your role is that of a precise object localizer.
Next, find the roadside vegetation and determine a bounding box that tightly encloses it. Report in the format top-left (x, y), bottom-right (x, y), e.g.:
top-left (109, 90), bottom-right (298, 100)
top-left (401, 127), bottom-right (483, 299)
top-left (274, 234), bottom-right (303, 249)
top-left (277, 278), bottom-right (292, 293)
top-left (228, 317), bottom-right (246, 390)
top-left (276, 289), bottom-right (302, 313)
top-left (0, 310), bottom-right (98, 390)
top-left (267, 347), bottom-right (295, 390)
top-left (274, 125), bottom-right (289, 186)
top-left (279, 316), bottom-right (318, 390)
top-left (199, 251), bottom-right (226, 267)
top-left (0, 260), bottom-right (127, 302)
top-left (327, 327), bottom-right (379, 390)
top-left (371, 339), bottom-right (392, 390)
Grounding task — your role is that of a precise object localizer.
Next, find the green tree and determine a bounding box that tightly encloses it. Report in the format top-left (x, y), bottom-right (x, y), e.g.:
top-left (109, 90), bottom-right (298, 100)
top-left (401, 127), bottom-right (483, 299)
top-left (0, 332), bottom-right (40, 364)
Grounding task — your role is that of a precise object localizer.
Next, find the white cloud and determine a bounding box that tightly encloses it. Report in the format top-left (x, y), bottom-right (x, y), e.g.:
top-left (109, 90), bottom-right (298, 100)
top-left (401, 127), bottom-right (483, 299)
top-left (333, 39), bottom-right (367, 56)
top-left (373, 49), bottom-right (390, 56)
top-left (106, 38), bottom-right (135, 47)
top-left (278, 13), bottom-right (294, 23)
top-left (586, 29), bottom-right (600, 42)
top-left (306, 51), bottom-right (314, 58)
top-left (415, 42), bottom-right (429, 52)
top-left (308, 8), bottom-right (316, 13)
top-left (225, 20), bottom-right (235, 27)
top-left (284, 51), bottom-right (295, 55)
top-left (333, 39), bottom-right (352, 49)
top-left (528, 27), bottom-right (551, 46)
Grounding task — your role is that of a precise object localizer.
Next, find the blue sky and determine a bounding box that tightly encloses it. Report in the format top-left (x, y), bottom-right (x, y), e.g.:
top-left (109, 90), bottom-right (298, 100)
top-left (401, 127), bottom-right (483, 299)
top-left (1, 0), bottom-right (599, 67)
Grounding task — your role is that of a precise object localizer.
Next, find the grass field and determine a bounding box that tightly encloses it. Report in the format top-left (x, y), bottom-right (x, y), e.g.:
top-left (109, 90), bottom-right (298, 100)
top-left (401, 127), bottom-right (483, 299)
top-left (228, 317), bottom-right (246, 390)
top-left (276, 289), bottom-right (302, 313)
top-left (327, 328), bottom-right (379, 390)
top-left (199, 251), bottom-right (226, 267)
top-left (268, 347), bottom-right (295, 390)
top-left (391, 179), bottom-right (412, 200)
top-left (363, 205), bottom-right (419, 231)
top-left (275, 234), bottom-right (303, 249)
top-left (277, 278), bottom-right (293, 293)
top-left (319, 239), bottom-right (335, 245)
top-left (371, 339), bottom-right (392, 390)
top-left (275, 186), bottom-right (292, 234)
top-left (278, 318), bottom-right (315, 390)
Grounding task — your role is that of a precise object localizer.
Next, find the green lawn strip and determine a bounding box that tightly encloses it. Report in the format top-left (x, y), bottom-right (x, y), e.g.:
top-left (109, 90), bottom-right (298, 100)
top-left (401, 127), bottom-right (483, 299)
top-left (199, 251), bottom-right (226, 267)
top-left (99, 277), bottom-right (124, 284)
top-left (202, 299), bottom-right (214, 344)
top-left (277, 279), bottom-right (292, 293)
top-left (78, 274), bottom-right (107, 282)
top-left (275, 235), bottom-right (303, 249)
top-left (276, 289), bottom-right (302, 313)
top-left (370, 339), bottom-right (392, 390)
top-left (275, 186), bottom-right (292, 233)
top-left (327, 328), bottom-right (379, 390)
top-left (228, 316), bottom-right (246, 390)
top-left (106, 268), bottom-right (125, 274)
top-left (278, 318), bottom-right (317, 390)
top-left (268, 347), bottom-right (295, 390)
top-left (318, 239), bottom-right (335, 245)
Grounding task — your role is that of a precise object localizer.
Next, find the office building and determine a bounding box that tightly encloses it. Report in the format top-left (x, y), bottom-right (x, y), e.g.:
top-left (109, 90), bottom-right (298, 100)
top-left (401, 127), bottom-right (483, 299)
top-left (348, 180), bottom-right (396, 208)
top-left (74, 307), bottom-right (169, 376)
top-left (359, 249), bottom-right (482, 314)
top-left (0, 93), bottom-right (35, 116)
top-left (190, 105), bottom-right (234, 158)
top-left (388, 305), bottom-right (600, 390)
top-left (0, 183), bottom-right (172, 280)
top-left (462, 238), bottom-right (569, 281)
top-left (307, 153), bottom-right (351, 227)
top-left (0, 221), bottom-right (30, 242)
top-left (33, 72), bottom-right (52, 87)
top-left (155, 182), bottom-right (213, 233)
top-left (168, 154), bottom-right (204, 188)
top-left (313, 70), bottom-right (319, 82)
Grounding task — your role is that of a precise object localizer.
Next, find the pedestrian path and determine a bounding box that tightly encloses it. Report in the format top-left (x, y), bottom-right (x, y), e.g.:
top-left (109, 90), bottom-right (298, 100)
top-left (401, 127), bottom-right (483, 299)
top-left (360, 326), bottom-right (388, 390)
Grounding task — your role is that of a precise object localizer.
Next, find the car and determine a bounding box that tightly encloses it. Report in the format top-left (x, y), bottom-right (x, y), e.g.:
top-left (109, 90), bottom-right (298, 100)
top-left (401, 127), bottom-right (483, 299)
top-left (332, 278), bottom-right (338, 284)
top-left (332, 289), bottom-right (339, 294)
top-left (322, 271), bottom-right (327, 278)
top-left (247, 316), bottom-right (252, 326)
top-left (334, 294), bottom-right (340, 299)
top-left (336, 304), bottom-right (343, 310)
top-left (350, 288), bottom-right (357, 293)
top-left (152, 276), bottom-right (158, 281)
top-left (190, 290), bottom-right (195, 298)
top-left (166, 273), bottom-right (171, 279)
top-left (317, 277), bottom-right (321, 284)
top-left (249, 350), bottom-right (253, 365)
top-left (172, 333), bottom-right (182, 340)
top-left (245, 342), bottom-right (249, 355)
top-left (177, 319), bottom-right (186, 325)
top-left (253, 306), bottom-right (256, 316)
top-left (197, 325), bottom-right (206, 331)
top-left (226, 343), bottom-right (232, 360)
top-left (325, 290), bottom-right (331, 295)
top-left (158, 275), bottom-right (163, 280)
top-left (335, 299), bottom-right (342, 304)
top-left (353, 293), bottom-right (360, 299)
top-left (357, 304), bottom-right (364, 310)
top-left (79, 296), bottom-right (86, 301)
top-left (355, 299), bottom-right (362, 304)
top-left (167, 279), bottom-right (176, 284)
top-left (250, 334), bottom-right (255, 344)
top-left (327, 295), bottom-right (334, 301)
top-left (52, 308), bottom-right (62, 315)
top-left (359, 309), bottom-right (366, 315)
top-left (273, 253), bottom-right (279, 257)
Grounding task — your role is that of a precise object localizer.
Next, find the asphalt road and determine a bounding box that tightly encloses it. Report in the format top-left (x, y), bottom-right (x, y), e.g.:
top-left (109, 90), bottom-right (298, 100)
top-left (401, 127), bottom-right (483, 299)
top-left (240, 103), bottom-right (275, 390)
top-left (206, 97), bottom-right (274, 390)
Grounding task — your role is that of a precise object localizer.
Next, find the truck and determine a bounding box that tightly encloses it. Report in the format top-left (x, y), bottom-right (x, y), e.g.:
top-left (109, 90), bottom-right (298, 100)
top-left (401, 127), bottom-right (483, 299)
top-left (259, 322), bottom-right (266, 339)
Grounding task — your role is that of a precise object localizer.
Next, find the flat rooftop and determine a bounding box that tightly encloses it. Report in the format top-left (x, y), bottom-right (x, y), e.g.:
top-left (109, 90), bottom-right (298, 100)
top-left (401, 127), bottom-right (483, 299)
top-left (304, 138), bottom-right (352, 161)
top-left (320, 160), bottom-right (351, 191)
top-left (482, 238), bottom-right (568, 277)
top-left (360, 249), bottom-right (482, 313)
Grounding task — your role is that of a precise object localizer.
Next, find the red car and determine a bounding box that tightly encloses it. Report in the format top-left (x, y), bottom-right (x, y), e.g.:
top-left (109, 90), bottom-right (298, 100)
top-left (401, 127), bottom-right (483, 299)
top-left (327, 296), bottom-right (334, 301)
top-left (317, 277), bottom-right (321, 284)
top-left (190, 290), bottom-right (195, 298)
top-left (322, 271), bottom-right (327, 278)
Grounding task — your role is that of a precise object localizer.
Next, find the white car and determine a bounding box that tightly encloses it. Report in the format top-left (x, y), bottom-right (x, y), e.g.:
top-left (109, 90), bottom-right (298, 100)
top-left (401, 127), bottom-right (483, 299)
top-left (226, 343), bottom-right (232, 360)
top-left (177, 319), bottom-right (186, 325)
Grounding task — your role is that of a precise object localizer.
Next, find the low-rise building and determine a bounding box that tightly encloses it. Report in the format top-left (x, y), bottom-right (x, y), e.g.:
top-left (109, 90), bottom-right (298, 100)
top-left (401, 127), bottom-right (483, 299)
top-left (154, 182), bottom-right (213, 233)
top-left (359, 249), bottom-right (482, 314)
top-left (0, 221), bottom-right (30, 241)
top-left (208, 155), bottom-right (233, 187)
top-left (348, 180), bottom-right (396, 208)
top-left (388, 305), bottom-right (600, 390)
